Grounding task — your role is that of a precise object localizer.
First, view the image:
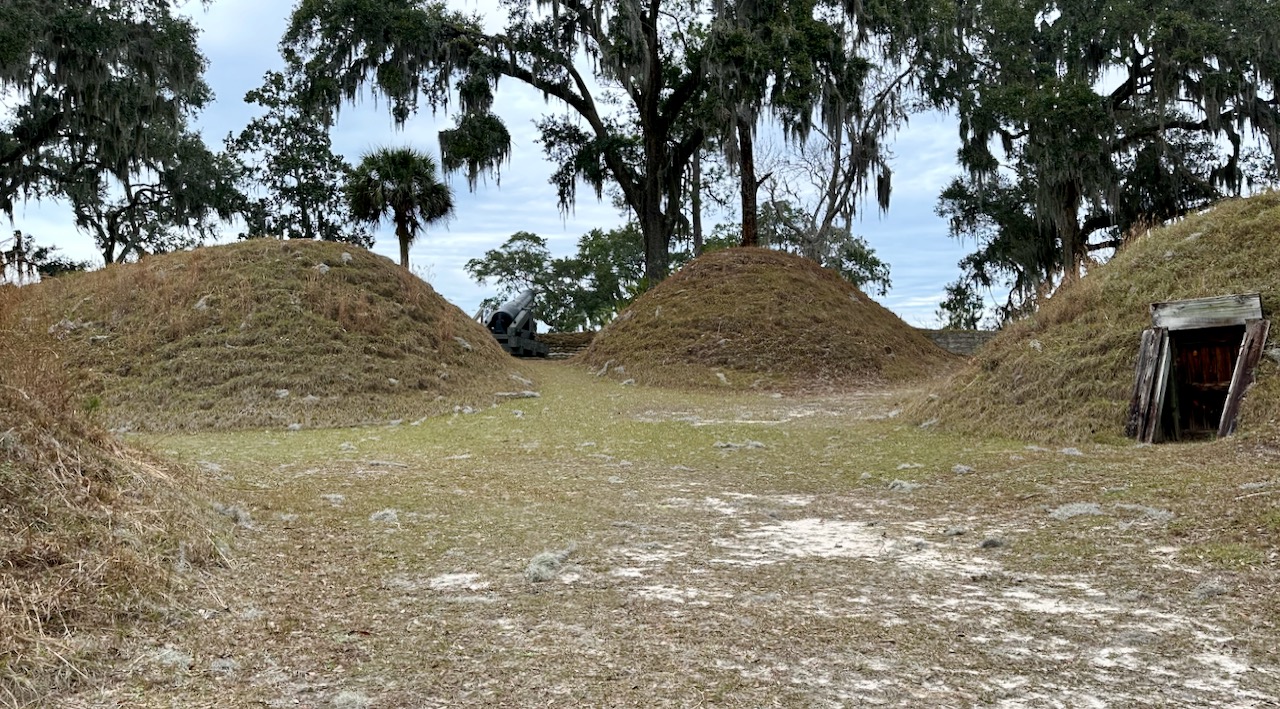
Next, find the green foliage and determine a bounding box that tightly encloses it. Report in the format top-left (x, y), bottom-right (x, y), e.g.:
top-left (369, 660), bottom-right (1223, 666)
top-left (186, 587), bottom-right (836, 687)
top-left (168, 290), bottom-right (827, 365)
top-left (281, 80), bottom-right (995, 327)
top-left (0, 0), bottom-right (242, 263)
top-left (227, 71), bottom-right (373, 247)
top-left (0, 0), bottom-right (211, 219)
top-left (346, 147), bottom-right (454, 268)
top-left (283, 0), bottom-right (714, 285)
top-left (936, 173), bottom-right (1057, 319)
top-left (62, 129), bottom-right (243, 264)
top-left (704, 0), bottom-right (877, 247)
top-left (439, 112), bottom-right (512, 191)
top-left (934, 281), bottom-right (986, 331)
top-left (465, 231), bottom-right (551, 298)
top-left (923, 0), bottom-right (1280, 307)
top-left (465, 225), bottom-right (645, 331)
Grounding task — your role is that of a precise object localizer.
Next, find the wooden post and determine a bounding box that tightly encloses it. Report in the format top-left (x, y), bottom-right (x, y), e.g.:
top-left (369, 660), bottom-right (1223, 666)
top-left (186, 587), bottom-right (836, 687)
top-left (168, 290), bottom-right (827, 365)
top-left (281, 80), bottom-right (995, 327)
top-left (1128, 327), bottom-right (1171, 442)
top-left (1140, 330), bottom-right (1173, 444)
top-left (1126, 328), bottom-right (1162, 438)
top-left (1217, 319), bottom-right (1271, 438)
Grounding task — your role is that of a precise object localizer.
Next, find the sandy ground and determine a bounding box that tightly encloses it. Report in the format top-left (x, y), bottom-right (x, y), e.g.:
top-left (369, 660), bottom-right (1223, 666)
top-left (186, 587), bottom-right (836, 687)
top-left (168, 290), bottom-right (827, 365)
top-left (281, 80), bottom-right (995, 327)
top-left (48, 370), bottom-right (1280, 708)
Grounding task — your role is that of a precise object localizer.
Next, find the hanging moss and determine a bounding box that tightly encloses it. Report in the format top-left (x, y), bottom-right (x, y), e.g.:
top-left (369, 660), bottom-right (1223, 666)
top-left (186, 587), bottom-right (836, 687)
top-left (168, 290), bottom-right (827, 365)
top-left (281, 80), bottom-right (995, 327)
top-left (439, 111), bottom-right (512, 189)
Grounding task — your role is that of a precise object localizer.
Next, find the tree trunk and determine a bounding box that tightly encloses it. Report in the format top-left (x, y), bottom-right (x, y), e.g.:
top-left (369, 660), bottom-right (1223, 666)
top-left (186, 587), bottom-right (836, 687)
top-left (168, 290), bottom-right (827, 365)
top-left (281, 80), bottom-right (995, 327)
top-left (637, 0), bottom-right (671, 286)
top-left (1056, 181), bottom-right (1084, 281)
top-left (639, 191), bottom-right (668, 286)
top-left (737, 114), bottom-right (759, 248)
top-left (395, 216), bottom-right (412, 268)
top-left (691, 149), bottom-right (704, 257)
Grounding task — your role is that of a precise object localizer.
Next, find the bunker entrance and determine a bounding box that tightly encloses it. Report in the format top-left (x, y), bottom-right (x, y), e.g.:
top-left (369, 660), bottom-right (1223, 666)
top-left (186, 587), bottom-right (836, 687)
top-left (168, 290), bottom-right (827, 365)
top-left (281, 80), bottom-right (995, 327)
top-left (1127, 295), bottom-right (1269, 443)
top-left (1165, 325), bottom-right (1245, 440)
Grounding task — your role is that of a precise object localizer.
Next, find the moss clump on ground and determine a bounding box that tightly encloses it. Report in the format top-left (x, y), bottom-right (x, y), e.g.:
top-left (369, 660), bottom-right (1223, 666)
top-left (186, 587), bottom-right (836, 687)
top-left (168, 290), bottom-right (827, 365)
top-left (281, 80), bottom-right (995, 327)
top-left (577, 247), bottom-right (957, 390)
top-left (0, 291), bottom-right (223, 702)
top-left (908, 191), bottom-right (1280, 444)
top-left (12, 239), bottom-right (531, 431)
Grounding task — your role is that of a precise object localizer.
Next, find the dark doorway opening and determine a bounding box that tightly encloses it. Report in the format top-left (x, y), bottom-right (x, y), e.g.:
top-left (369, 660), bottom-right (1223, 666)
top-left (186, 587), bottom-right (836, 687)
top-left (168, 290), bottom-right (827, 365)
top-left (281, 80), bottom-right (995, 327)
top-left (1127, 294), bottom-right (1269, 443)
top-left (1164, 325), bottom-right (1245, 440)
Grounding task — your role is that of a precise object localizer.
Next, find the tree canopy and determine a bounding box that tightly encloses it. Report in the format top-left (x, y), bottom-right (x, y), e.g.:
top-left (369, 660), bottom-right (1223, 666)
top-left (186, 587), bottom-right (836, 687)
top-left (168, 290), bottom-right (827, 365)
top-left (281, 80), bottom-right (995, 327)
top-left (465, 225), bottom-right (645, 331)
top-left (227, 71), bottom-right (373, 247)
top-left (347, 147), bottom-right (455, 268)
top-left (924, 0), bottom-right (1280, 316)
top-left (0, 0), bottom-right (211, 214)
top-left (281, 0), bottom-right (915, 288)
top-left (283, 0), bottom-right (713, 285)
top-left (1, 0), bottom-right (242, 264)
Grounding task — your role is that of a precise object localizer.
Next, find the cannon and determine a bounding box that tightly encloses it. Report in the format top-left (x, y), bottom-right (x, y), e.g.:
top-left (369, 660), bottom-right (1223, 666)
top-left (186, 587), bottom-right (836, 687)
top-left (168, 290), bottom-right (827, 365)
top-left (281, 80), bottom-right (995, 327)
top-left (484, 289), bottom-right (548, 358)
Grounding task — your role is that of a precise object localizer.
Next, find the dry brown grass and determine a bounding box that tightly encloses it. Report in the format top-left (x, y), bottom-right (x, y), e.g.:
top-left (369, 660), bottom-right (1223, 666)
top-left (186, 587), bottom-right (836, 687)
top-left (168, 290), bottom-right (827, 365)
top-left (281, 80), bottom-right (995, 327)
top-left (537, 331), bottom-right (595, 348)
top-left (908, 192), bottom-right (1280, 444)
top-left (10, 239), bottom-right (532, 431)
top-left (0, 288), bottom-right (225, 706)
top-left (43, 361), bottom-right (1280, 707)
top-left (578, 247), bottom-right (958, 391)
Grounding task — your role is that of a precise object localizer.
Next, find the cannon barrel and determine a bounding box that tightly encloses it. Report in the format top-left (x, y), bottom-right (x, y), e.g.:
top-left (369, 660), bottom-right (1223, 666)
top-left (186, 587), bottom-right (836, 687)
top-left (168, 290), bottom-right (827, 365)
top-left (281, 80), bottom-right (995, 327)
top-left (483, 288), bottom-right (548, 357)
top-left (487, 289), bottom-right (536, 334)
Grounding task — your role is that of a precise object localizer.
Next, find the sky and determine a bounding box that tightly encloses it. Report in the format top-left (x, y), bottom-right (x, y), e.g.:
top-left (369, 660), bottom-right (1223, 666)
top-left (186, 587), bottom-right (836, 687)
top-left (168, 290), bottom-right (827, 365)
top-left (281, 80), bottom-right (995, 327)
top-left (11, 0), bottom-right (983, 328)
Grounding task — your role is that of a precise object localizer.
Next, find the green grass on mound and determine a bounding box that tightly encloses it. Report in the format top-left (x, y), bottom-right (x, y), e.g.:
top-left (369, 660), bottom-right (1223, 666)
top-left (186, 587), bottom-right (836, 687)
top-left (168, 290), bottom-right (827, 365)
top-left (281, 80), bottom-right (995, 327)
top-left (12, 239), bottom-right (531, 431)
top-left (577, 247), bottom-right (957, 390)
top-left (0, 289), bottom-right (225, 703)
top-left (908, 192), bottom-right (1280, 444)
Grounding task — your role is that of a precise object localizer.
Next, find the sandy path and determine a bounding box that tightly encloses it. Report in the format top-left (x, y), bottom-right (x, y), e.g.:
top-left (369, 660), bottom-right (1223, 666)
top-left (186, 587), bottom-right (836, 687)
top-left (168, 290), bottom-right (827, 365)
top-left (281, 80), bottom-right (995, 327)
top-left (54, 364), bottom-right (1280, 707)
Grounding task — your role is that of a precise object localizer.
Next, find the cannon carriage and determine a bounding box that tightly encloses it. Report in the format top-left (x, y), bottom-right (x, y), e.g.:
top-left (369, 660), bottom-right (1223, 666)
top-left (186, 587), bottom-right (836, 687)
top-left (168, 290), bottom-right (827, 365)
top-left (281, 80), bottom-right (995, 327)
top-left (481, 289), bottom-right (549, 358)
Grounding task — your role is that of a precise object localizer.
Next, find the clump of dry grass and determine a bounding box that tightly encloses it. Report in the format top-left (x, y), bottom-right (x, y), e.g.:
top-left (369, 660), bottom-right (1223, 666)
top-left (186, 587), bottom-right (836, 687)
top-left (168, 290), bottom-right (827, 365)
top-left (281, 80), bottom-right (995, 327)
top-left (908, 191), bottom-right (1280, 444)
top-left (0, 289), bottom-right (225, 704)
top-left (537, 332), bottom-right (595, 348)
top-left (577, 248), bottom-right (957, 390)
top-left (12, 239), bottom-right (531, 431)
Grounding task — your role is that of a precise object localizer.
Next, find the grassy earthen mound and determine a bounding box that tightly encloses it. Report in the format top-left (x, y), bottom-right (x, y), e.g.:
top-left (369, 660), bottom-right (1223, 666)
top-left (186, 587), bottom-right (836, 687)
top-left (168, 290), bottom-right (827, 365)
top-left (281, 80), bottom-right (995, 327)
top-left (0, 291), bottom-right (223, 701)
top-left (578, 247), bottom-right (957, 390)
top-left (908, 192), bottom-right (1280, 444)
top-left (14, 239), bottom-right (530, 431)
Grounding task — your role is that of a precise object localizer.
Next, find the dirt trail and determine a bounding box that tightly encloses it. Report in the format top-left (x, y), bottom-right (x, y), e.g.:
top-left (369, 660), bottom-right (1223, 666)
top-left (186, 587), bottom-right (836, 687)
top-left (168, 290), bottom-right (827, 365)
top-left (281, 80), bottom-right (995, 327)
top-left (55, 362), bottom-right (1279, 708)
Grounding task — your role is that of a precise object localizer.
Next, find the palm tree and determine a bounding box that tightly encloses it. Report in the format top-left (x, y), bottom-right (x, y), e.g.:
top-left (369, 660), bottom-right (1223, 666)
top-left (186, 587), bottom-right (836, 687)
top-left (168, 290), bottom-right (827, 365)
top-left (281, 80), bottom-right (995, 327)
top-left (346, 147), bottom-right (454, 268)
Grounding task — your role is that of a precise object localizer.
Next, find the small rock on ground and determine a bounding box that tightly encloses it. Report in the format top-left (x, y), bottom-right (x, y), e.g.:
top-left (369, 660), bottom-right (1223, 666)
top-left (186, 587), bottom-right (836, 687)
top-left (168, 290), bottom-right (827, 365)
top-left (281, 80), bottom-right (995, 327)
top-left (888, 479), bottom-right (921, 492)
top-left (369, 509), bottom-right (399, 524)
top-left (526, 547), bottom-right (574, 582)
top-left (1192, 579), bottom-right (1233, 600)
top-left (331, 691), bottom-right (371, 709)
top-left (154, 646), bottom-right (194, 670)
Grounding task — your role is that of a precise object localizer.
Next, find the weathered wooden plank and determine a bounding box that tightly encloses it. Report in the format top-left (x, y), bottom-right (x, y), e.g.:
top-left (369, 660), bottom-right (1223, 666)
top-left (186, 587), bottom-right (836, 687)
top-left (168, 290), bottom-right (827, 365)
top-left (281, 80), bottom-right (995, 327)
top-left (1217, 319), bottom-right (1271, 438)
top-left (1125, 328), bottom-right (1163, 439)
top-left (1140, 330), bottom-right (1173, 444)
top-left (1150, 294), bottom-right (1263, 331)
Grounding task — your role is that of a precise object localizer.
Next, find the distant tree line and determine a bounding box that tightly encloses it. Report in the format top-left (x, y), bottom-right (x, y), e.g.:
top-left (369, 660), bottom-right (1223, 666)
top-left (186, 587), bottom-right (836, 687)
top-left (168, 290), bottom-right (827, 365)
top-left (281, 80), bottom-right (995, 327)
top-left (3, 0), bottom-right (1276, 329)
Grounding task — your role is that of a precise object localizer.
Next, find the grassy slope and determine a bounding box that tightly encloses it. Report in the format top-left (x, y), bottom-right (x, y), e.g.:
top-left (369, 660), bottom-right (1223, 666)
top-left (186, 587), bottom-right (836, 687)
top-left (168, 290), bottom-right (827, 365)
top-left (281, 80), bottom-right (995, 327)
top-left (578, 247), bottom-right (957, 390)
top-left (0, 290), bottom-right (223, 703)
top-left (909, 192), bottom-right (1280, 444)
top-left (14, 240), bottom-right (530, 431)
